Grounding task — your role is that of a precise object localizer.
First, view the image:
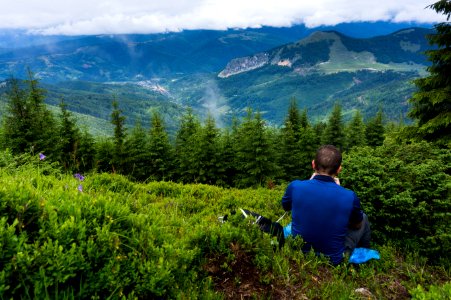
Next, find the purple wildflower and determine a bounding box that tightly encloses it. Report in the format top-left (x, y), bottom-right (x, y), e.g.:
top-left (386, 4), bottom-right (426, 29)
top-left (74, 173), bottom-right (85, 181)
top-left (39, 153), bottom-right (46, 160)
top-left (78, 184), bottom-right (83, 192)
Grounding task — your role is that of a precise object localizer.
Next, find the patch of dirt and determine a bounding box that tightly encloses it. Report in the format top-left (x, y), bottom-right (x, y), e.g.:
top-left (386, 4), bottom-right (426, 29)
top-left (204, 243), bottom-right (307, 299)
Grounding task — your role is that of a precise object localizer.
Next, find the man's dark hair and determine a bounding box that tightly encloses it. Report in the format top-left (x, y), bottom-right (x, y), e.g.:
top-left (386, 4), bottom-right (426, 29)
top-left (314, 145), bottom-right (342, 175)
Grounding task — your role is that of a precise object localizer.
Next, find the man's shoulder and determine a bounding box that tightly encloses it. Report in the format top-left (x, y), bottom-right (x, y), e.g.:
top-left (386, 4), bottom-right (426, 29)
top-left (288, 179), bottom-right (310, 187)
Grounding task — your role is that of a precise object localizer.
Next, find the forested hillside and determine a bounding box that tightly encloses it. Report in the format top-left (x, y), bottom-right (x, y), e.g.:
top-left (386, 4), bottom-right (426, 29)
top-left (0, 26), bottom-right (436, 128)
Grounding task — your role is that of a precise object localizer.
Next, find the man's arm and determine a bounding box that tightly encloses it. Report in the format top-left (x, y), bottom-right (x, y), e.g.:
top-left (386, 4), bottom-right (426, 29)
top-left (281, 183), bottom-right (293, 211)
top-left (349, 193), bottom-right (364, 229)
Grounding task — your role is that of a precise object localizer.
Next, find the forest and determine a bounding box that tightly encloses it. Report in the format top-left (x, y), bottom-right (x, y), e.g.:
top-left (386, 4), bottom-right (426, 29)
top-left (0, 1), bottom-right (450, 299)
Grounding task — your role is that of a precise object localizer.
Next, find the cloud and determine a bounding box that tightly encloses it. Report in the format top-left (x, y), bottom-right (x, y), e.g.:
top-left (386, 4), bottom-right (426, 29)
top-left (0, 0), bottom-right (446, 35)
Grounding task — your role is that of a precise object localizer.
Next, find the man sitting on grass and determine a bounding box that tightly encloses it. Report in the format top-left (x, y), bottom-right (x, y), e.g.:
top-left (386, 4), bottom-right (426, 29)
top-left (281, 145), bottom-right (371, 265)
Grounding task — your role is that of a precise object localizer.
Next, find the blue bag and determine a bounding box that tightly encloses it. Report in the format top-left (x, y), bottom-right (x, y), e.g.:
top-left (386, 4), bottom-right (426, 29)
top-left (283, 222), bottom-right (292, 238)
top-left (349, 248), bottom-right (380, 264)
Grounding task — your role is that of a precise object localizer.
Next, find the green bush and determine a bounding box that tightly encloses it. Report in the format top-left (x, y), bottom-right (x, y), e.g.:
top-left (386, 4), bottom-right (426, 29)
top-left (341, 141), bottom-right (451, 262)
top-left (410, 282), bottom-right (451, 299)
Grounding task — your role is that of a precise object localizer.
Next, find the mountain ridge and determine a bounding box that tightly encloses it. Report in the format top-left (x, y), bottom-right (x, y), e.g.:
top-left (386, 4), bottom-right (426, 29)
top-left (218, 27), bottom-right (432, 78)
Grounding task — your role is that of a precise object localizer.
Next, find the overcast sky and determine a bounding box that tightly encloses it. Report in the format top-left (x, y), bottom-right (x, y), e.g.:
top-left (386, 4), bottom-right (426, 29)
top-left (0, 0), bottom-right (446, 35)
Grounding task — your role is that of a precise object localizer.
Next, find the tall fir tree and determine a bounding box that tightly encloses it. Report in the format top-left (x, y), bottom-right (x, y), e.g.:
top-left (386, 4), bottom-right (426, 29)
top-left (77, 129), bottom-right (96, 173)
top-left (297, 123), bottom-right (318, 180)
top-left (313, 121), bottom-right (327, 148)
top-left (123, 122), bottom-right (151, 181)
top-left (234, 109), bottom-right (277, 187)
top-left (26, 71), bottom-right (58, 158)
top-left (175, 108), bottom-right (201, 183)
top-left (195, 115), bottom-right (220, 184)
top-left (286, 98), bottom-right (302, 140)
top-left (95, 138), bottom-right (114, 173)
top-left (216, 129), bottom-right (238, 187)
top-left (148, 111), bottom-right (174, 181)
top-left (2, 79), bottom-right (29, 153)
top-left (322, 103), bottom-right (345, 150)
top-left (279, 100), bottom-right (304, 181)
top-left (58, 99), bottom-right (81, 172)
top-left (2, 74), bottom-right (58, 158)
top-left (365, 109), bottom-right (385, 147)
top-left (110, 99), bottom-right (127, 173)
top-left (299, 109), bottom-right (309, 131)
top-left (408, 0), bottom-right (451, 144)
top-left (346, 110), bottom-right (366, 151)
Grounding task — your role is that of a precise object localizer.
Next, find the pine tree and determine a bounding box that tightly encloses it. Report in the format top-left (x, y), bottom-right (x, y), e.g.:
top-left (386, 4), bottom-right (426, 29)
top-left (286, 98), bottom-right (302, 140)
top-left (216, 129), bottom-right (238, 187)
top-left (313, 122), bottom-right (327, 148)
top-left (110, 99), bottom-right (127, 173)
top-left (279, 101), bottom-right (304, 181)
top-left (77, 129), bottom-right (96, 173)
top-left (2, 74), bottom-right (58, 158)
top-left (408, 0), bottom-right (451, 143)
top-left (95, 138), bottom-right (114, 173)
top-left (58, 99), bottom-right (81, 171)
top-left (195, 115), bottom-right (220, 184)
top-left (175, 108), bottom-right (201, 183)
top-left (2, 79), bottom-right (29, 153)
top-left (299, 109), bottom-right (309, 130)
top-left (297, 125), bottom-right (318, 180)
top-left (123, 122), bottom-right (151, 181)
top-left (322, 103), bottom-right (345, 150)
top-left (26, 71), bottom-right (58, 158)
top-left (148, 112), bottom-right (174, 181)
top-left (346, 110), bottom-right (366, 151)
top-left (234, 109), bottom-right (277, 187)
top-left (365, 109), bottom-right (385, 147)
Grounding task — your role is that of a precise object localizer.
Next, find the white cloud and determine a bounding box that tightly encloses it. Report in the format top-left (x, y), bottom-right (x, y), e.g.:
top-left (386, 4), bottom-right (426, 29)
top-left (0, 0), bottom-right (446, 35)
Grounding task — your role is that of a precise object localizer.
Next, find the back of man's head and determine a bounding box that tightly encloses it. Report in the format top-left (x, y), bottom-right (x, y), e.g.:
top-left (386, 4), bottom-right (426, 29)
top-left (314, 145), bottom-right (342, 176)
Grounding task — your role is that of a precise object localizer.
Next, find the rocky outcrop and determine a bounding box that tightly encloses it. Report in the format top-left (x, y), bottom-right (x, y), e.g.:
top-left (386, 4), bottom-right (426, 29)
top-left (218, 53), bottom-right (269, 78)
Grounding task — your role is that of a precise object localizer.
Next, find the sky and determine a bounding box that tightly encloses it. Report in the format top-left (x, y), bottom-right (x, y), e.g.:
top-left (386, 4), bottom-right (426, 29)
top-left (0, 0), bottom-right (446, 35)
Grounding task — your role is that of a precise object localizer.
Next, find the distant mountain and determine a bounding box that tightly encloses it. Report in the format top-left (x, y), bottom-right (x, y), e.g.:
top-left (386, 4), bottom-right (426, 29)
top-left (0, 25), bottom-right (435, 131)
top-left (219, 28), bottom-right (432, 77)
top-left (0, 22), bottom-right (432, 82)
top-left (168, 28), bottom-right (433, 124)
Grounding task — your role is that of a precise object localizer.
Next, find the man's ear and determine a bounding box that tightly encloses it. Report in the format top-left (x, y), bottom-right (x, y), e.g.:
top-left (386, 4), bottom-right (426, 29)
top-left (337, 165), bottom-right (342, 174)
top-left (312, 160), bottom-right (316, 170)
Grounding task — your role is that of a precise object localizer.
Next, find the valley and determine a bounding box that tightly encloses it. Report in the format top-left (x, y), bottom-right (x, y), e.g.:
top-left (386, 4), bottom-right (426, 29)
top-left (0, 24), bottom-right (434, 133)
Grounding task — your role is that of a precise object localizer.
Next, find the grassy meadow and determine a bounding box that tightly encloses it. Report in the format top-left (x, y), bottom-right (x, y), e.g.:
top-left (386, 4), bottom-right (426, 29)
top-left (0, 151), bottom-right (450, 299)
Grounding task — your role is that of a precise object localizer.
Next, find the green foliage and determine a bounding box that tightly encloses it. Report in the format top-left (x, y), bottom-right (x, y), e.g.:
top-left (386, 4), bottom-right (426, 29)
top-left (279, 100), bottom-right (304, 181)
top-left (345, 110), bottom-right (366, 151)
top-left (322, 103), bottom-right (345, 150)
top-left (148, 111), bottom-right (174, 181)
top-left (2, 74), bottom-right (59, 159)
top-left (123, 122), bottom-right (151, 181)
top-left (57, 100), bottom-right (82, 172)
top-left (77, 129), bottom-right (96, 173)
top-left (110, 99), bottom-right (127, 173)
top-left (194, 115), bottom-right (221, 185)
top-left (411, 281), bottom-right (451, 299)
top-left (365, 109), bottom-right (385, 147)
top-left (175, 108), bottom-right (202, 183)
top-left (278, 101), bottom-right (317, 181)
top-left (234, 110), bottom-right (278, 187)
top-left (0, 157), bottom-right (449, 299)
top-left (408, 0), bottom-right (451, 144)
top-left (341, 141), bottom-right (451, 261)
top-left (95, 138), bottom-right (114, 173)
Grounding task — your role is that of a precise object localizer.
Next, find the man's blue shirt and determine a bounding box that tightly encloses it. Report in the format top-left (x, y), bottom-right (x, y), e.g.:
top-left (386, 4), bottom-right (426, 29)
top-left (281, 175), bottom-right (363, 265)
